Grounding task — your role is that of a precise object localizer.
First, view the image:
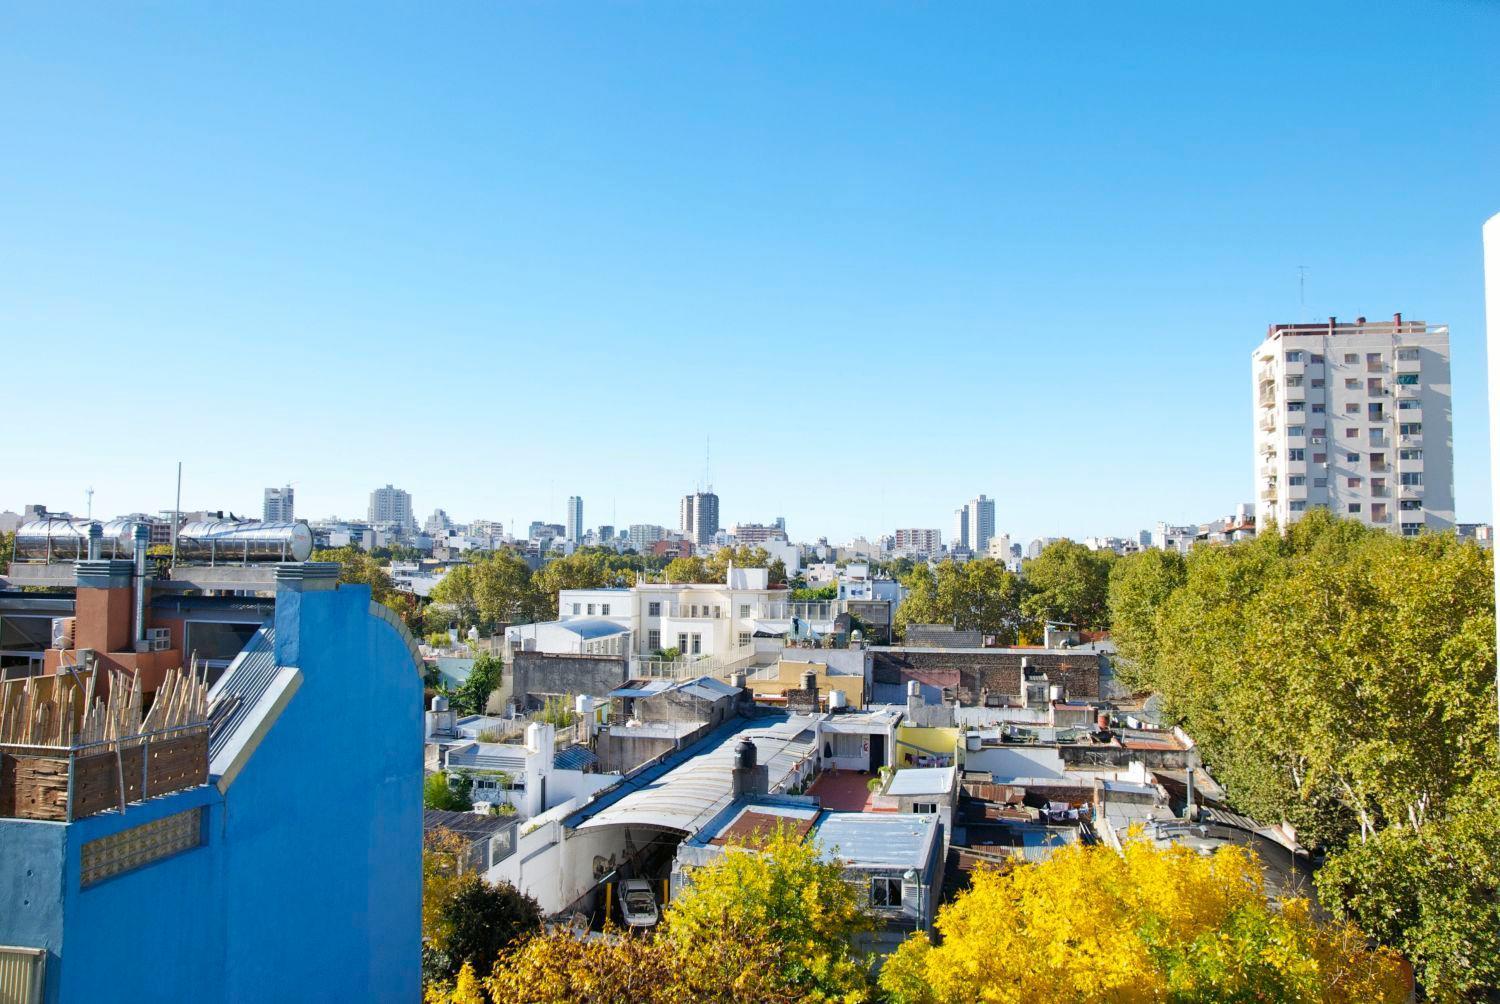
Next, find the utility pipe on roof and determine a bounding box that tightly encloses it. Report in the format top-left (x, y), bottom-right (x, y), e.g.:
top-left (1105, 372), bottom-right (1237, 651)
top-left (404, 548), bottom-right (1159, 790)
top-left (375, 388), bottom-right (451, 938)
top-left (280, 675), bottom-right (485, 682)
top-left (132, 523), bottom-right (150, 650)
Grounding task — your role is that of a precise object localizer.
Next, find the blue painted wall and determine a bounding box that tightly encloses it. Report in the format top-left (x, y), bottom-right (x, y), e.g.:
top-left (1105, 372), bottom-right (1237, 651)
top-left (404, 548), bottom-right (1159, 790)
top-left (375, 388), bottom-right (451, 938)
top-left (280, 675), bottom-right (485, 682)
top-left (1, 577), bottom-right (423, 1003)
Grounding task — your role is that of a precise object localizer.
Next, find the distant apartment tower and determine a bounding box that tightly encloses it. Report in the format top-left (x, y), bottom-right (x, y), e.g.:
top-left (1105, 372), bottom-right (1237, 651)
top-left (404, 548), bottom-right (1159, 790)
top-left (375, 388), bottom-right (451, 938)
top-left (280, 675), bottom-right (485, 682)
top-left (680, 490), bottom-right (720, 545)
top-left (368, 484), bottom-right (416, 531)
top-left (893, 528), bottom-right (942, 553)
top-left (1252, 315), bottom-right (1453, 536)
top-left (566, 496), bottom-right (584, 542)
top-left (628, 524), bottom-right (666, 551)
top-left (966, 495), bottom-right (996, 553)
top-left (263, 485), bottom-right (294, 522)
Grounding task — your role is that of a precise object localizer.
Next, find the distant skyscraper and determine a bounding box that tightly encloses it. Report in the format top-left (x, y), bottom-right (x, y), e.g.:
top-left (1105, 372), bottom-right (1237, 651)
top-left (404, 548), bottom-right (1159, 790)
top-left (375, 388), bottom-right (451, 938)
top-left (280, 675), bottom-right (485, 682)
top-left (1252, 314), bottom-right (1453, 535)
top-left (680, 490), bottom-right (720, 545)
top-left (597, 524), bottom-right (614, 543)
top-left (368, 484), bottom-right (415, 532)
top-left (966, 495), bottom-right (996, 554)
top-left (893, 528), bottom-right (942, 554)
top-left (566, 496), bottom-right (584, 542)
top-left (424, 509), bottom-right (452, 535)
top-left (263, 485), bottom-right (294, 522)
top-left (952, 506), bottom-right (969, 551)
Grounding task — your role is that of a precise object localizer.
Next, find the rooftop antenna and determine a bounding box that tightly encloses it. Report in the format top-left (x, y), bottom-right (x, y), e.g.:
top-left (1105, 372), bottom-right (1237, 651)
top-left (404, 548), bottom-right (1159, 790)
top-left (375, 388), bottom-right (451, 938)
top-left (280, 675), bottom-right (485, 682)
top-left (85, 486), bottom-right (94, 521)
top-left (1296, 265), bottom-right (1308, 321)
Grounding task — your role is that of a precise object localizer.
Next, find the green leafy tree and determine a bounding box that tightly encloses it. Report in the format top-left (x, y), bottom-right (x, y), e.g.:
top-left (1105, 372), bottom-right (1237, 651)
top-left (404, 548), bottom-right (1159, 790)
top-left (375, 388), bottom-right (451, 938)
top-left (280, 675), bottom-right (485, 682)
top-left (663, 555), bottom-right (710, 583)
top-left (1105, 547), bottom-right (1187, 690)
top-left (895, 558), bottom-right (1031, 643)
top-left (423, 827), bottom-right (542, 997)
top-left (432, 551), bottom-right (540, 630)
top-left (424, 771), bottom-right (474, 811)
top-left (1020, 539), bottom-right (1114, 630)
top-left (311, 545), bottom-right (399, 604)
top-left (451, 653), bottom-right (503, 716)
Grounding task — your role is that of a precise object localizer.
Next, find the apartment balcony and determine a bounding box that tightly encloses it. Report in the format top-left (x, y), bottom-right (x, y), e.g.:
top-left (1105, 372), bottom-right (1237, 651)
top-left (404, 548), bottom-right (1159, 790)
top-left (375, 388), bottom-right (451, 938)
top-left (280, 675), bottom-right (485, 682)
top-left (1396, 403), bottom-right (1422, 420)
top-left (1400, 458), bottom-right (1424, 473)
top-left (1401, 433), bottom-right (1423, 445)
top-left (1287, 484), bottom-right (1307, 500)
top-left (1369, 436), bottom-right (1390, 449)
top-left (1370, 462), bottom-right (1390, 473)
top-left (1283, 358), bottom-right (1305, 375)
top-left (1370, 487), bottom-right (1390, 498)
top-left (1394, 384), bottom-right (1421, 400)
top-left (1, 724), bottom-right (210, 822)
top-left (1395, 356), bottom-right (1421, 374)
top-left (1401, 484), bottom-right (1425, 499)
top-left (1258, 488), bottom-right (1278, 502)
top-left (1259, 392), bottom-right (1277, 409)
top-left (1258, 465), bottom-right (1278, 479)
top-left (1258, 414), bottom-right (1277, 433)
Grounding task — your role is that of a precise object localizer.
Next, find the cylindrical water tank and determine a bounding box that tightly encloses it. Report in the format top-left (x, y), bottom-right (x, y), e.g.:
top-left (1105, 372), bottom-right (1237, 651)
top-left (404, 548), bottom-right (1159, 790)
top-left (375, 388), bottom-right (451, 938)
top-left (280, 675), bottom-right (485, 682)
top-left (828, 689), bottom-right (847, 710)
top-left (801, 670), bottom-right (818, 691)
top-left (12, 517), bottom-right (98, 561)
top-left (174, 520), bottom-right (314, 562)
top-left (1049, 684), bottom-right (1064, 702)
top-left (907, 680), bottom-right (921, 698)
top-left (965, 731), bottom-right (981, 752)
top-left (734, 737), bottom-right (757, 770)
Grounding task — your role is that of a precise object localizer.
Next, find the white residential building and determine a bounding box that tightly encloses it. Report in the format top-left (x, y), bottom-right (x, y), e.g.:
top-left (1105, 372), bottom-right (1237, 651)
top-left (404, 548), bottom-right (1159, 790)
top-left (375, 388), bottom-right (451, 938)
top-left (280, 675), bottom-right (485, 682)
top-left (1252, 315), bottom-right (1454, 536)
top-left (893, 528), bottom-right (942, 555)
top-left (951, 507), bottom-right (969, 551)
top-left (628, 524), bottom-right (667, 551)
top-left (966, 495), bottom-right (996, 554)
top-left (369, 484), bottom-right (417, 532)
top-left (263, 485), bottom-right (294, 522)
top-left (505, 566), bottom-right (789, 667)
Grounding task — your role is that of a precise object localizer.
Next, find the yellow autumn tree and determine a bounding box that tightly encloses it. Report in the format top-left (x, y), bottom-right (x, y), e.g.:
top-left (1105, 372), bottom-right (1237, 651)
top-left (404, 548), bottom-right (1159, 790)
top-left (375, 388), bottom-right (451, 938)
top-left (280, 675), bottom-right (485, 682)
top-left (879, 838), bottom-right (1407, 1004)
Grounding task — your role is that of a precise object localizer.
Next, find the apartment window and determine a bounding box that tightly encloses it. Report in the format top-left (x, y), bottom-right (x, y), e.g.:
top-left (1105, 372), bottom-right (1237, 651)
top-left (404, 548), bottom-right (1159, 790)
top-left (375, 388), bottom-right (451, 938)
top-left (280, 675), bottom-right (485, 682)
top-left (1401, 522), bottom-right (1423, 536)
top-left (1367, 378), bottom-right (1383, 395)
top-left (1399, 423), bottom-right (1423, 436)
top-left (1397, 347), bottom-right (1419, 361)
top-left (1344, 428), bottom-right (1359, 439)
top-left (1343, 353), bottom-right (1358, 364)
top-left (1290, 501), bottom-right (1308, 512)
top-left (1288, 475), bottom-right (1306, 486)
top-left (1314, 477), bottom-right (1328, 488)
top-left (82, 808), bottom-right (205, 888)
top-left (677, 633), bottom-right (689, 651)
top-left (1311, 427), bottom-right (1326, 437)
top-left (1287, 402), bottom-right (1305, 412)
top-left (601, 604), bottom-right (610, 616)
top-left (739, 603), bottom-right (751, 617)
top-left (571, 603), bottom-right (581, 615)
top-left (1400, 472), bottom-right (1424, 486)
top-left (648, 601), bottom-right (661, 616)
top-left (1344, 403), bottom-right (1359, 414)
top-left (1311, 353), bottom-right (1325, 363)
top-left (691, 634), bottom-right (702, 655)
top-left (870, 877), bottom-right (903, 909)
top-left (713, 606), bottom-right (722, 619)
top-left (1399, 448), bottom-right (1423, 460)
top-left (1367, 404), bottom-right (1383, 420)
top-left (1287, 425), bottom-right (1304, 438)
top-left (648, 629), bottom-right (661, 650)
top-left (1346, 453), bottom-right (1360, 463)
top-left (738, 632), bottom-right (751, 647)
top-left (1395, 373), bottom-right (1418, 385)
top-left (1310, 378), bottom-right (1325, 388)
top-left (1367, 352), bottom-right (1383, 366)
top-left (1347, 477), bottom-right (1362, 488)
top-left (1347, 503), bottom-right (1362, 513)
top-left (1400, 499), bottom-right (1422, 511)
top-left (1287, 449), bottom-right (1305, 462)
top-left (1312, 453), bottom-right (1327, 464)
top-left (1344, 378), bottom-right (1359, 389)
top-left (1286, 350), bottom-right (1303, 362)
top-left (1372, 503), bottom-right (1388, 522)
top-left (1286, 375), bottom-right (1303, 388)
top-left (1311, 403), bottom-right (1325, 413)
top-left (586, 604), bottom-right (595, 615)
top-left (1398, 399), bottom-right (1420, 410)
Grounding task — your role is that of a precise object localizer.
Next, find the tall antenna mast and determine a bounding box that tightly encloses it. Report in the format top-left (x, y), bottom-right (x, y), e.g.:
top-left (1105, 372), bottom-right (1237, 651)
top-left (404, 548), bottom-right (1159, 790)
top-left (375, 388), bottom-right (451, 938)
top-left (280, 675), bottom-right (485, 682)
top-left (85, 486), bottom-right (94, 521)
top-left (1297, 265), bottom-right (1308, 320)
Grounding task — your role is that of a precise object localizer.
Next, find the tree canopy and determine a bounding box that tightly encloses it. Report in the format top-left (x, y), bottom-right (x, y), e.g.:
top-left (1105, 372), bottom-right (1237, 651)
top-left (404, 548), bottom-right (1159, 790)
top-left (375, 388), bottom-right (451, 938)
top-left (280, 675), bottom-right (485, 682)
top-left (483, 824), bottom-right (873, 1003)
top-left (1019, 539), bottom-right (1114, 630)
top-left (879, 838), bottom-right (1406, 1004)
top-left (1104, 511), bottom-right (1499, 999)
top-left (894, 558), bottom-right (1031, 644)
top-left (422, 828), bottom-right (542, 998)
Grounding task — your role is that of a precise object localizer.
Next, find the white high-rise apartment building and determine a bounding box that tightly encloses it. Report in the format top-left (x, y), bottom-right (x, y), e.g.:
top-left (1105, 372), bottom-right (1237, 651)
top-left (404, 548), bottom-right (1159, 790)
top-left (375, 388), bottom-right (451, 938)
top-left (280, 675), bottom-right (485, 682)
top-left (966, 495), bottom-right (996, 553)
top-left (1252, 314), bottom-right (1453, 536)
top-left (263, 485), bottom-right (294, 522)
top-left (628, 524), bottom-right (666, 551)
top-left (566, 496), bottom-right (584, 542)
top-left (680, 490), bottom-right (720, 545)
top-left (368, 484), bottom-right (416, 532)
top-left (952, 506), bottom-right (969, 551)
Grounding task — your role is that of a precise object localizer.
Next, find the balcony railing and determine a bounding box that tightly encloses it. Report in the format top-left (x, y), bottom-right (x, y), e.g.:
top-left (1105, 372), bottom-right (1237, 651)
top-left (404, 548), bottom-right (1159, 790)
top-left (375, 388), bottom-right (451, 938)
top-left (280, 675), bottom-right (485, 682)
top-left (630, 643), bottom-right (760, 681)
top-left (0, 724), bottom-right (210, 822)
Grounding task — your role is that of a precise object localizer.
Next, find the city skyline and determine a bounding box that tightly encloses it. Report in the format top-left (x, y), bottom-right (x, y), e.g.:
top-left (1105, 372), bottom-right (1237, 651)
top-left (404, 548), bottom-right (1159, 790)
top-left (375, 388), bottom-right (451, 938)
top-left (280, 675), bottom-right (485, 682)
top-left (2, 5), bottom-right (1496, 542)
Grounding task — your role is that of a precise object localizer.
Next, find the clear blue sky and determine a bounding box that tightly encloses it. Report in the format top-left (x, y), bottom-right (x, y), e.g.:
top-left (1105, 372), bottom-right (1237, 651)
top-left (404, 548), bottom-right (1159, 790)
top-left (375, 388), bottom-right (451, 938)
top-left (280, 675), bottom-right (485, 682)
top-left (3, 3), bottom-right (1496, 544)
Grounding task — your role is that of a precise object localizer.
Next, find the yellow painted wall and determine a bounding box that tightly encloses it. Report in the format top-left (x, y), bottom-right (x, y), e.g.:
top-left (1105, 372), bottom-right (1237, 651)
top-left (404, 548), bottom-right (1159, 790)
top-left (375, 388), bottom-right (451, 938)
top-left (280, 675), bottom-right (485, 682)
top-left (747, 659), bottom-right (866, 707)
top-left (895, 726), bottom-right (961, 762)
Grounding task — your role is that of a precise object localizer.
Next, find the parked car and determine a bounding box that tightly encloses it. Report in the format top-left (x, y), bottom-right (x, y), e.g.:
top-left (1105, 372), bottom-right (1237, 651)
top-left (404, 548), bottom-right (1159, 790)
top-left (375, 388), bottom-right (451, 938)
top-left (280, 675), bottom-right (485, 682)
top-left (618, 878), bottom-right (659, 928)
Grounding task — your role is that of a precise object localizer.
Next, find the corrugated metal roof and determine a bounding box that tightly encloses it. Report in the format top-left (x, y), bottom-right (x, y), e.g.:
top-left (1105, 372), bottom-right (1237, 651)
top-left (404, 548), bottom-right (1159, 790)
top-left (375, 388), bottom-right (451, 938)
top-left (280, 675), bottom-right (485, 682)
top-left (569, 715), bottom-right (818, 835)
top-left (207, 621), bottom-right (277, 761)
top-left (446, 743), bottom-right (529, 774)
top-left (424, 808), bottom-right (516, 841)
top-left (677, 676), bottom-right (740, 701)
top-left (556, 618), bottom-right (630, 640)
top-left (555, 743), bottom-right (600, 771)
top-left (813, 812), bottom-right (939, 870)
top-left (607, 680), bottom-right (675, 699)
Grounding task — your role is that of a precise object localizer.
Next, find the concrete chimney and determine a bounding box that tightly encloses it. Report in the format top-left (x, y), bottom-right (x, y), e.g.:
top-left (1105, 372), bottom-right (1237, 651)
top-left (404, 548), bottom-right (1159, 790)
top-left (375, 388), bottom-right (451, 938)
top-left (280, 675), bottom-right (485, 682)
top-left (131, 523), bottom-right (150, 652)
